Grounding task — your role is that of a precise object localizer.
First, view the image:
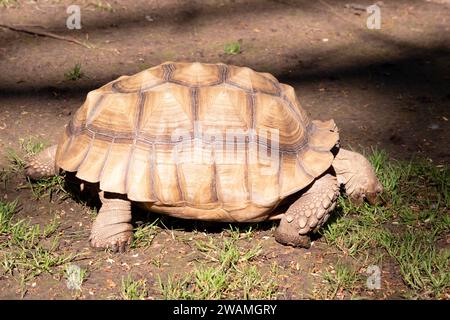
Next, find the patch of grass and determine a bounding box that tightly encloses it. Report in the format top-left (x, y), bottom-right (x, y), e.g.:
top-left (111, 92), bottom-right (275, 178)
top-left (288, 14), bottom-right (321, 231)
top-left (224, 41), bottom-right (241, 55)
top-left (231, 265), bottom-right (278, 299)
top-left (1, 235), bottom-right (74, 280)
top-left (131, 219), bottom-right (160, 248)
top-left (0, 169), bottom-right (10, 190)
top-left (6, 148), bottom-right (26, 174)
top-left (0, 0), bottom-right (16, 8)
top-left (27, 174), bottom-right (67, 200)
top-left (225, 224), bottom-right (255, 240)
top-left (378, 230), bottom-right (449, 298)
top-left (157, 274), bottom-right (191, 299)
top-left (91, 1), bottom-right (114, 12)
top-left (322, 197), bottom-right (389, 257)
top-left (6, 137), bottom-right (45, 173)
top-left (368, 148), bottom-right (449, 207)
top-left (158, 227), bottom-right (276, 299)
top-left (21, 137), bottom-right (46, 157)
top-left (43, 215), bottom-right (60, 238)
top-left (368, 148), bottom-right (402, 196)
top-left (322, 262), bottom-right (361, 299)
top-left (64, 264), bottom-right (88, 291)
top-left (158, 263), bottom-right (277, 300)
top-left (324, 148), bottom-right (449, 298)
top-left (407, 161), bottom-right (450, 208)
top-left (191, 266), bottom-right (228, 299)
top-left (121, 275), bottom-right (148, 300)
top-left (0, 200), bottom-right (76, 282)
top-left (195, 235), bottom-right (261, 270)
top-left (0, 199), bottom-right (19, 233)
top-left (64, 63), bottom-right (83, 81)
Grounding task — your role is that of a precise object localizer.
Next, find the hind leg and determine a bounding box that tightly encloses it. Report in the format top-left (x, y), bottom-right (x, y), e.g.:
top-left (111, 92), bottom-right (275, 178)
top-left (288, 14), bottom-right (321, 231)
top-left (89, 192), bottom-right (133, 253)
top-left (275, 173), bottom-right (339, 248)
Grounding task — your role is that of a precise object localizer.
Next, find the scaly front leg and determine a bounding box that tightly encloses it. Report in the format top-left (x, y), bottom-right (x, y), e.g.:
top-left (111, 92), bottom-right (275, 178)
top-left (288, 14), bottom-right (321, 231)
top-left (274, 173), bottom-right (339, 248)
top-left (24, 144), bottom-right (59, 179)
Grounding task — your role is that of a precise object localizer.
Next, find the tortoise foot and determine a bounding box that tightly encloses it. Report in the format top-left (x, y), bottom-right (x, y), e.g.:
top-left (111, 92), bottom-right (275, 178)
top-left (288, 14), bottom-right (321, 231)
top-left (274, 218), bottom-right (311, 248)
top-left (89, 226), bottom-right (133, 253)
top-left (89, 192), bottom-right (133, 253)
top-left (274, 173), bottom-right (339, 248)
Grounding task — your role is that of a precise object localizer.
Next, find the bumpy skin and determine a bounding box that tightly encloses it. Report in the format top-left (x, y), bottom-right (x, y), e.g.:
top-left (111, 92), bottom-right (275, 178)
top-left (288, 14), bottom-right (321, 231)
top-left (89, 192), bottom-right (133, 253)
top-left (332, 148), bottom-right (383, 205)
top-left (24, 145), bottom-right (58, 179)
top-left (275, 173), bottom-right (339, 248)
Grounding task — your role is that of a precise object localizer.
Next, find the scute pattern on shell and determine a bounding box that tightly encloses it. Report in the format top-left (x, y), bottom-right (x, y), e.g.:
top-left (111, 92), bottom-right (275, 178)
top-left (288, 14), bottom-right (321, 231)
top-left (56, 62), bottom-right (339, 222)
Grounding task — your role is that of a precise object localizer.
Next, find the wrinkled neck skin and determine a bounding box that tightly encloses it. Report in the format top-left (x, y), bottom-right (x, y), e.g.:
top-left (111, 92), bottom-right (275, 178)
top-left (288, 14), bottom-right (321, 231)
top-left (332, 148), bottom-right (382, 203)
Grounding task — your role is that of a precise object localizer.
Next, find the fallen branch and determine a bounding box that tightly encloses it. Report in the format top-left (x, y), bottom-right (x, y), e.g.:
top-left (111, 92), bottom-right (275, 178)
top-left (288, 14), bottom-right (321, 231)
top-left (0, 23), bottom-right (91, 48)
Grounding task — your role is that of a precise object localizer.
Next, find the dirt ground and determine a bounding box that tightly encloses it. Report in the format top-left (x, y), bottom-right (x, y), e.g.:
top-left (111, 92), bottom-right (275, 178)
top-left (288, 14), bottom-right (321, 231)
top-left (0, 0), bottom-right (449, 300)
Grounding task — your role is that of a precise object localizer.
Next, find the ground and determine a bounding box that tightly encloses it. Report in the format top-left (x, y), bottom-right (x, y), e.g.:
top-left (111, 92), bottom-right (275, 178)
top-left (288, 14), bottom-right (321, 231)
top-left (0, 0), bottom-right (449, 300)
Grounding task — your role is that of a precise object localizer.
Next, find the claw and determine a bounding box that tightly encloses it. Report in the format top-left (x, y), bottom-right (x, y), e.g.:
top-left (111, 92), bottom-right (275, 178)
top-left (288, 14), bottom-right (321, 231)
top-left (90, 233), bottom-right (133, 253)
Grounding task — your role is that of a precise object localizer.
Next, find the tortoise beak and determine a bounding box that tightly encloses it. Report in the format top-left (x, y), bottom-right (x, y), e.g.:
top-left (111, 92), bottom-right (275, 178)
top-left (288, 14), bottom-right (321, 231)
top-left (365, 190), bottom-right (385, 205)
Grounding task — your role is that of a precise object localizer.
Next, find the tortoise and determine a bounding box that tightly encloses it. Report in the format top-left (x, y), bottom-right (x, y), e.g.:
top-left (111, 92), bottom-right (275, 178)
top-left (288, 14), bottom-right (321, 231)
top-left (24, 62), bottom-right (383, 252)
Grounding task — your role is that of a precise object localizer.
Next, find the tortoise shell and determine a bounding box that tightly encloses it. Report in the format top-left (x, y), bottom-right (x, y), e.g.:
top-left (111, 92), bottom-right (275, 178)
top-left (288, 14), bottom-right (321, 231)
top-left (56, 62), bottom-right (339, 222)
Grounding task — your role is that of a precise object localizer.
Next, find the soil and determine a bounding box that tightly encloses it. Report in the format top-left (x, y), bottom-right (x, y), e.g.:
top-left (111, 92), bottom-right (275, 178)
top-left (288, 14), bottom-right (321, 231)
top-left (0, 0), bottom-right (449, 299)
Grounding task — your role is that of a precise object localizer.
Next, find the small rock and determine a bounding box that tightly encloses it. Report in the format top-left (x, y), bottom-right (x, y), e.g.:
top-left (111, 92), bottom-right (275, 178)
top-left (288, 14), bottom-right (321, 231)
top-left (428, 123), bottom-right (439, 130)
top-left (106, 279), bottom-right (116, 288)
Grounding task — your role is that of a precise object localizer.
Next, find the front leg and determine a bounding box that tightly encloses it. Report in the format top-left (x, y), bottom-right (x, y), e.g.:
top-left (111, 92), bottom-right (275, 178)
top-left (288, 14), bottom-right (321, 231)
top-left (274, 173), bottom-right (339, 248)
top-left (24, 144), bottom-right (58, 179)
top-left (89, 191), bottom-right (133, 253)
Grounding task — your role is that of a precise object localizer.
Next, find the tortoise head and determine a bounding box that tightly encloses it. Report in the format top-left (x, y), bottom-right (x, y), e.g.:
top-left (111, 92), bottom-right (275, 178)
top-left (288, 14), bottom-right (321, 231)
top-left (333, 148), bottom-right (384, 205)
top-left (360, 172), bottom-right (384, 205)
